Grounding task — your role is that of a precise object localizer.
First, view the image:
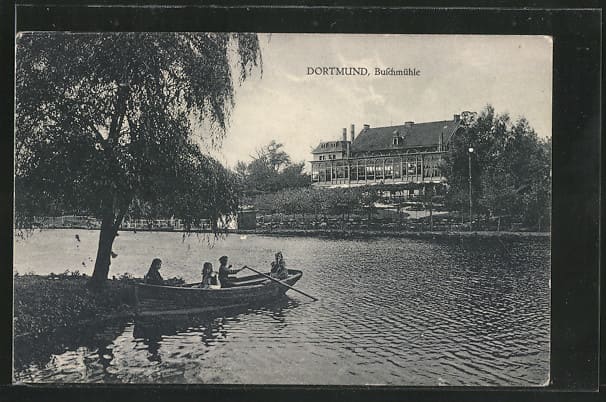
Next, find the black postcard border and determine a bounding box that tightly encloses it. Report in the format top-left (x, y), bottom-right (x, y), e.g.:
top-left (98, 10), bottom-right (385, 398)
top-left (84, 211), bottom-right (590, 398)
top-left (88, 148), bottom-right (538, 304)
top-left (1, 2), bottom-right (602, 401)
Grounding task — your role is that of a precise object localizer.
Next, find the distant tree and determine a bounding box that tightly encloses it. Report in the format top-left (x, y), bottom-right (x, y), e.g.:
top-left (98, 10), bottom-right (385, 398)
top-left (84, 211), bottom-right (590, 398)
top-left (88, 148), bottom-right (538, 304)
top-left (238, 140), bottom-right (310, 193)
top-left (444, 105), bottom-right (551, 229)
top-left (245, 157), bottom-right (274, 192)
top-left (234, 160), bottom-right (249, 183)
top-left (444, 106), bottom-right (501, 214)
top-left (261, 140), bottom-right (291, 171)
top-left (15, 32), bottom-right (261, 286)
top-left (277, 162), bottom-right (310, 189)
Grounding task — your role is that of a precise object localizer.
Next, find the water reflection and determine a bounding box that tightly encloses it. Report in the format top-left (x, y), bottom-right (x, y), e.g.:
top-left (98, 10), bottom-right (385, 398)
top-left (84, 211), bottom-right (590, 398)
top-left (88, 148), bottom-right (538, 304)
top-left (15, 296), bottom-right (301, 383)
top-left (14, 234), bottom-right (549, 385)
top-left (14, 319), bottom-right (130, 382)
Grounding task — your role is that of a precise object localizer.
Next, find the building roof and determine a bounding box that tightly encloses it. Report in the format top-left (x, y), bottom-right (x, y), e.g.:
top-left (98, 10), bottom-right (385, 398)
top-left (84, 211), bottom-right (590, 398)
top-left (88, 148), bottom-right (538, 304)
top-left (351, 120), bottom-right (461, 153)
top-left (312, 140), bottom-right (350, 154)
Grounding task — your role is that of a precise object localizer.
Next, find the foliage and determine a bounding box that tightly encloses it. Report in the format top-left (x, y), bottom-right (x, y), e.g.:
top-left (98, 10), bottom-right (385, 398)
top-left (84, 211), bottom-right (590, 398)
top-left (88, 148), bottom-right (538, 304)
top-left (14, 275), bottom-right (136, 337)
top-left (278, 162), bottom-right (311, 189)
top-left (15, 32), bottom-right (261, 284)
top-left (235, 140), bottom-right (310, 193)
top-left (356, 187), bottom-right (381, 220)
top-left (252, 185), bottom-right (395, 221)
top-left (443, 105), bottom-right (551, 229)
top-left (256, 140), bottom-right (291, 171)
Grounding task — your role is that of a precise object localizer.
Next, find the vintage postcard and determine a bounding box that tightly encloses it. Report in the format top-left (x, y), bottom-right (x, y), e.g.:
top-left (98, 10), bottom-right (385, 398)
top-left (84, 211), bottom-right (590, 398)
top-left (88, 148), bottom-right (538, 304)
top-left (13, 33), bottom-right (551, 386)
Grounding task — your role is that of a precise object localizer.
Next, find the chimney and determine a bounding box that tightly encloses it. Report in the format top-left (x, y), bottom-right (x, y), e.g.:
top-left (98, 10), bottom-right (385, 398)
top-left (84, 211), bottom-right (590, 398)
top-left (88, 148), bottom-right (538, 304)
top-left (350, 124), bottom-right (355, 142)
top-left (342, 128), bottom-right (347, 141)
top-left (453, 114), bottom-right (460, 122)
top-left (404, 121), bottom-right (414, 127)
top-left (363, 124), bottom-right (370, 130)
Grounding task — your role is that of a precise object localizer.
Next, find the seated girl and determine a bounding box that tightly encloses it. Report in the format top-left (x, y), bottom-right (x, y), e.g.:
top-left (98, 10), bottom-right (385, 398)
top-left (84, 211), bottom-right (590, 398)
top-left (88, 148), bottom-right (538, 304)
top-left (200, 262), bottom-right (221, 289)
top-left (270, 251), bottom-right (288, 280)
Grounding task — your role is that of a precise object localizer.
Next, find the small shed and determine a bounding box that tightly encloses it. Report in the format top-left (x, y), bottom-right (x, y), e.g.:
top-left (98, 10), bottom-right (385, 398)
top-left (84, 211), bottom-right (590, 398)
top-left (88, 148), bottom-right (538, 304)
top-left (237, 208), bottom-right (257, 230)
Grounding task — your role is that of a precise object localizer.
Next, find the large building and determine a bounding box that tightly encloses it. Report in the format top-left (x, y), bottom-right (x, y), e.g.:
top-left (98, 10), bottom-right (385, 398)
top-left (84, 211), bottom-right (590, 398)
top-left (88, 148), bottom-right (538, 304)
top-left (310, 114), bottom-right (465, 189)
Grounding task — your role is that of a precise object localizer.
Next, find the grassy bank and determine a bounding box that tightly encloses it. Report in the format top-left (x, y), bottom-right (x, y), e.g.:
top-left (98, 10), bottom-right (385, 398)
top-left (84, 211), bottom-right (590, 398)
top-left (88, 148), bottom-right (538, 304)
top-left (13, 274), bottom-right (137, 339)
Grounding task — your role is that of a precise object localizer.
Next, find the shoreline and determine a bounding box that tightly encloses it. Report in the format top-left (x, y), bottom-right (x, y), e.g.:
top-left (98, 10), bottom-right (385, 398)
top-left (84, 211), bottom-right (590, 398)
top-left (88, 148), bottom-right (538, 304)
top-left (13, 275), bottom-right (137, 341)
top-left (20, 226), bottom-right (550, 240)
top-left (233, 229), bottom-right (550, 240)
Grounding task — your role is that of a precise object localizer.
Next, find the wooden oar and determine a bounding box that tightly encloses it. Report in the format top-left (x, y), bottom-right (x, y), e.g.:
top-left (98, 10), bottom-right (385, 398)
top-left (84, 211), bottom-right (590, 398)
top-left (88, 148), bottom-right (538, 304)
top-left (181, 282), bottom-right (201, 288)
top-left (242, 265), bottom-right (318, 302)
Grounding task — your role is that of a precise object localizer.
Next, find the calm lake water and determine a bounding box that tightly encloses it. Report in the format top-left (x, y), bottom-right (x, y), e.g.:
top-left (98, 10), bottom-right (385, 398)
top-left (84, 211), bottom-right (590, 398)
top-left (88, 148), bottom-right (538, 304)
top-left (13, 229), bottom-right (550, 386)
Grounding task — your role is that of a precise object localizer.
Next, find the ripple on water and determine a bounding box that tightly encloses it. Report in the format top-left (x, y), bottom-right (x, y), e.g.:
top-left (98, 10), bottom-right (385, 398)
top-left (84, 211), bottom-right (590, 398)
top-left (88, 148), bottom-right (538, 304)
top-left (14, 232), bottom-right (550, 385)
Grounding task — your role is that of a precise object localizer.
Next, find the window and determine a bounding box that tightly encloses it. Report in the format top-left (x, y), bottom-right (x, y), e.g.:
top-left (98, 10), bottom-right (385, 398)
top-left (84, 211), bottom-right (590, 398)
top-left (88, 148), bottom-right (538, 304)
top-left (375, 163), bottom-right (384, 180)
top-left (351, 165), bottom-right (358, 181)
top-left (384, 162), bottom-right (393, 179)
top-left (407, 161), bottom-right (416, 175)
top-left (393, 158), bottom-right (401, 178)
top-left (366, 164), bottom-right (375, 180)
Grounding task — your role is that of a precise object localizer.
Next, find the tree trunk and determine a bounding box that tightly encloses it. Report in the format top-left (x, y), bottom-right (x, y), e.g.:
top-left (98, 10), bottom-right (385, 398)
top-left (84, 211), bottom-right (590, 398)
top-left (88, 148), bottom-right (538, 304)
top-left (89, 213), bottom-right (118, 287)
top-left (88, 85), bottom-right (130, 287)
top-left (89, 198), bottom-right (129, 287)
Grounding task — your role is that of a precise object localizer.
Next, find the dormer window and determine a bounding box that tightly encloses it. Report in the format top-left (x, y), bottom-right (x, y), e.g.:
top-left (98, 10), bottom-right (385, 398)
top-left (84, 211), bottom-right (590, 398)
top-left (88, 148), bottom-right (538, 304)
top-left (392, 129), bottom-right (403, 146)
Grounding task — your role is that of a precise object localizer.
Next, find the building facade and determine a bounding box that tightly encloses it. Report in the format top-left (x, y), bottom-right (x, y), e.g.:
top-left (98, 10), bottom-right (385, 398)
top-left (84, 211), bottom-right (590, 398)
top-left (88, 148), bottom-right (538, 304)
top-left (310, 114), bottom-right (464, 188)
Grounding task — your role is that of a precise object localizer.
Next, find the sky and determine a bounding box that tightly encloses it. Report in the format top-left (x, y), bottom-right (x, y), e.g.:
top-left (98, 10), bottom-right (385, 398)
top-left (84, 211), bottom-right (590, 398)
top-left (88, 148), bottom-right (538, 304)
top-left (207, 34), bottom-right (552, 169)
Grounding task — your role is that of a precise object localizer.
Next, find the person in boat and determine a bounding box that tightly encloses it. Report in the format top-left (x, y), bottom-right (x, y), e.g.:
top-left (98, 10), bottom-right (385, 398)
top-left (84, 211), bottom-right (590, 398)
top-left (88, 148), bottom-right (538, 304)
top-left (270, 251), bottom-right (288, 280)
top-left (217, 256), bottom-right (245, 288)
top-left (200, 262), bottom-right (221, 289)
top-left (144, 258), bottom-right (163, 285)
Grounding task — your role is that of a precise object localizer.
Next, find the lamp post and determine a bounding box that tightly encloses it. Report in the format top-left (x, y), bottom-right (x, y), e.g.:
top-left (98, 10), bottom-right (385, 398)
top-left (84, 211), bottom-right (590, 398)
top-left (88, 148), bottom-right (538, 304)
top-left (468, 147), bottom-right (474, 231)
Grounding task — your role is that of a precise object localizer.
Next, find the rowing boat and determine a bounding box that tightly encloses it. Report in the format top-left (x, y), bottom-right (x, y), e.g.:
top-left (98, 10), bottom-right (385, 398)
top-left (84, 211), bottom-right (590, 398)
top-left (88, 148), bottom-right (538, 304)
top-left (134, 269), bottom-right (303, 316)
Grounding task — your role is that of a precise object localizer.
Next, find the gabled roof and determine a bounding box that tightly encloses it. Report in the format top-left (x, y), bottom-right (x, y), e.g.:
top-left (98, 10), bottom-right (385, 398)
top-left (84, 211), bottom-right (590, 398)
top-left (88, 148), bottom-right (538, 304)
top-left (351, 120), bottom-right (461, 153)
top-left (312, 140), bottom-right (349, 154)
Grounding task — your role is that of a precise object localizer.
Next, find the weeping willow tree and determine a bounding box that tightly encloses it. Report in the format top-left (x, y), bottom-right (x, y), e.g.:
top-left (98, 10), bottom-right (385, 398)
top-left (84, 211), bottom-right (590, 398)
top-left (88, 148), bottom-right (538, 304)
top-left (15, 32), bottom-right (261, 286)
